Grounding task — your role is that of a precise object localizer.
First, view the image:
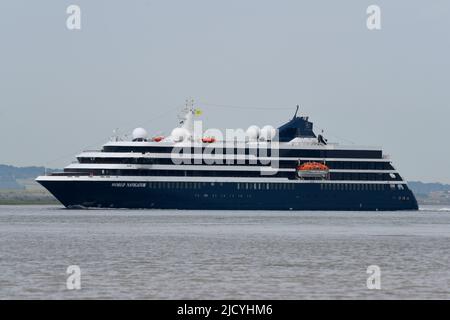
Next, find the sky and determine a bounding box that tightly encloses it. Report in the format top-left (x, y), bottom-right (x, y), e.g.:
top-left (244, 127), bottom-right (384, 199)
top-left (0, 0), bottom-right (449, 183)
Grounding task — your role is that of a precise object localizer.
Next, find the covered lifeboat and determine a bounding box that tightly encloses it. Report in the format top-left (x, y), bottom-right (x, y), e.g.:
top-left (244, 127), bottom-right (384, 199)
top-left (296, 161), bottom-right (330, 180)
top-left (201, 137), bottom-right (216, 143)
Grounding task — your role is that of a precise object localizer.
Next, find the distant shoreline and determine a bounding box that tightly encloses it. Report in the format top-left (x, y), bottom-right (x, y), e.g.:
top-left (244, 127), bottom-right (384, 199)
top-left (1, 164), bottom-right (449, 206)
top-left (0, 200), bottom-right (59, 205)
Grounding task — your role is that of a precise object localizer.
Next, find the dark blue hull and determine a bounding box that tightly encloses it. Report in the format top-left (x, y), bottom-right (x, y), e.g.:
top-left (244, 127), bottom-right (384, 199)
top-left (38, 180), bottom-right (419, 211)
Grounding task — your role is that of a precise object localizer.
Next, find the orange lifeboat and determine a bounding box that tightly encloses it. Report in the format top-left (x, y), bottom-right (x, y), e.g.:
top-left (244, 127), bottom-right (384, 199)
top-left (297, 162), bottom-right (329, 171)
top-left (202, 137), bottom-right (216, 143)
top-left (296, 162), bottom-right (329, 180)
top-left (152, 136), bottom-right (164, 142)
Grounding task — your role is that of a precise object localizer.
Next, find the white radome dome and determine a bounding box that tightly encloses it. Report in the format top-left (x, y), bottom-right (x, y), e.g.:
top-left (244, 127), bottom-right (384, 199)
top-left (246, 125), bottom-right (260, 141)
top-left (132, 127), bottom-right (148, 141)
top-left (260, 125), bottom-right (276, 141)
top-left (171, 127), bottom-right (190, 142)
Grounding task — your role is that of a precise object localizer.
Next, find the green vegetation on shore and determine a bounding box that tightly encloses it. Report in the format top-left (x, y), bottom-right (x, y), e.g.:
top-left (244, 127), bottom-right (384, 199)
top-left (0, 199), bottom-right (59, 205)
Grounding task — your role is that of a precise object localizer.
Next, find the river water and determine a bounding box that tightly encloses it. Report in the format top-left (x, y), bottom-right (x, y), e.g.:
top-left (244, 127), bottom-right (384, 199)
top-left (0, 205), bottom-right (449, 299)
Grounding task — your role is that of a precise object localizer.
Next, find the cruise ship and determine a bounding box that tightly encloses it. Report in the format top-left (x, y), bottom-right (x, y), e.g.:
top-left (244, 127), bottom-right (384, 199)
top-left (36, 103), bottom-right (418, 210)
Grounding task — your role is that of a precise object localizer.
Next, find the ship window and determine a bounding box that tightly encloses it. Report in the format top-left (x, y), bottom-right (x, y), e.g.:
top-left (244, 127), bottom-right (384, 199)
top-left (398, 184), bottom-right (404, 190)
top-left (266, 183), bottom-right (270, 190)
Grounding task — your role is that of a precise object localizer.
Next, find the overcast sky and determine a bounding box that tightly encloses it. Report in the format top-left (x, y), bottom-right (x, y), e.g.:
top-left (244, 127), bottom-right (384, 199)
top-left (0, 0), bottom-right (449, 183)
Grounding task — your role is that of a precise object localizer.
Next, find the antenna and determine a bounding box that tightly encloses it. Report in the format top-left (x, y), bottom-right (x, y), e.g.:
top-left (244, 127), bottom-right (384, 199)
top-left (293, 105), bottom-right (299, 119)
top-left (179, 98), bottom-right (195, 124)
top-left (112, 128), bottom-right (120, 142)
